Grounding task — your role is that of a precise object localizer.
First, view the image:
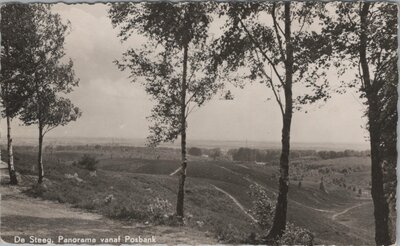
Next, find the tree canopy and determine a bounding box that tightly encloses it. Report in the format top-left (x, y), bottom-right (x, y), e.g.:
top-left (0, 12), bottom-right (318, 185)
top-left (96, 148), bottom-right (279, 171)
top-left (0, 4), bottom-right (38, 119)
top-left (18, 4), bottom-right (80, 135)
top-left (109, 2), bottom-right (223, 147)
top-left (214, 2), bottom-right (333, 114)
top-left (321, 3), bottom-right (397, 244)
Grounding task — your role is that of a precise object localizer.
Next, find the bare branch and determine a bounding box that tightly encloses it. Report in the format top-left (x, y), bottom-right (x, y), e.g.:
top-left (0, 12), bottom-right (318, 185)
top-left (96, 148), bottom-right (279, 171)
top-left (298, 5), bottom-right (312, 34)
top-left (272, 3), bottom-right (286, 62)
top-left (43, 125), bottom-right (56, 137)
top-left (346, 11), bottom-right (356, 27)
top-left (185, 103), bottom-right (198, 120)
top-left (187, 68), bottom-right (195, 84)
top-left (44, 121), bottom-right (60, 135)
top-left (257, 57), bottom-right (285, 116)
top-left (185, 89), bottom-right (198, 107)
top-left (264, 68), bottom-right (284, 116)
top-left (251, 48), bottom-right (285, 116)
top-left (237, 18), bottom-right (286, 87)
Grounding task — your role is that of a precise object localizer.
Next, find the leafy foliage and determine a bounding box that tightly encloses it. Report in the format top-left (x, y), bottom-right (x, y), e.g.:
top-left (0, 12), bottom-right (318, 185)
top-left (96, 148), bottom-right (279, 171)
top-left (248, 184), bottom-right (275, 230)
top-left (0, 4), bottom-right (38, 118)
top-left (275, 222), bottom-right (314, 245)
top-left (20, 94), bottom-right (81, 136)
top-left (213, 2), bottom-right (333, 113)
top-left (15, 4), bottom-right (81, 136)
top-left (321, 2), bottom-right (397, 95)
top-left (321, 3), bottom-right (397, 243)
top-left (147, 197), bottom-right (174, 223)
top-left (109, 2), bottom-right (223, 147)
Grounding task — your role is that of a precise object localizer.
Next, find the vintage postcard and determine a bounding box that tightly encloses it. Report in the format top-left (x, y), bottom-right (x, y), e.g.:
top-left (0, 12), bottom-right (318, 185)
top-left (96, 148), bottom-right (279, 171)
top-left (0, 1), bottom-right (397, 245)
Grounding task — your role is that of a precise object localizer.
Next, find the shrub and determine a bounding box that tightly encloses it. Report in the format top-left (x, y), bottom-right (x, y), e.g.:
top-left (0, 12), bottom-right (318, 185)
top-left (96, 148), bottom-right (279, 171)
top-left (79, 199), bottom-right (99, 210)
top-left (107, 197), bottom-right (173, 224)
top-left (188, 147), bottom-right (202, 156)
top-left (276, 223), bottom-right (314, 245)
top-left (147, 197), bottom-right (173, 223)
top-left (215, 223), bottom-right (247, 243)
top-left (107, 204), bottom-right (147, 220)
top-left (76, 154), bottom-right (98, 171)
top-left (248, 184), bottom-right (275, 230)
top-left (28, 183), bottom-right (48, 197)
top-left (209, 148), bottom-right (222, 160)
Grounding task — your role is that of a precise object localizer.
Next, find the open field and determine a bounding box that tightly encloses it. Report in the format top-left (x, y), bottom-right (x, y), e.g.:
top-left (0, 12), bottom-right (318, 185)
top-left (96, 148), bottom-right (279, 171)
top-left (1, 145), bottom-right (374, 244)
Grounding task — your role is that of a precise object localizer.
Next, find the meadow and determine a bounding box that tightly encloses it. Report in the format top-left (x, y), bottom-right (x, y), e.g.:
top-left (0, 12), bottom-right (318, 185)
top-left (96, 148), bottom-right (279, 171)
top-left (7, 144), bottom-right (374, 244)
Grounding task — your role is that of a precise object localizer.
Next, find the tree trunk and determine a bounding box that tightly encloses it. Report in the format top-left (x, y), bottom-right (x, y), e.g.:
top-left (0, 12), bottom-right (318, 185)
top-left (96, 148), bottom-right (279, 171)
top-left (267, 2), bottom-right (293, 241)
top-left (38, 126), bottom-right (44, 184)
top-left (176, 44), bottom-right (189, 219)
top-left (368, 100), bottom-right (391, 245)
top-left (6, 116), bottom-right (18, 185)
top-left (360, 3), bottom-right (392, 244)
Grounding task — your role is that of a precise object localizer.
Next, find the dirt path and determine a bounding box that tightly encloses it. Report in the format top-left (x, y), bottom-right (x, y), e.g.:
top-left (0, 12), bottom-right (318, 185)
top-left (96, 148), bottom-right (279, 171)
top-left (219, 165), bottom-right (334, 214)
top-left (212, 185), bottom-right (257, 223)
top-left (332, 202), bottom-right (371, 221)
top-left (0, 175), bottom-right (216, 244)
top-left (217, 165), bottom-right (375, 238)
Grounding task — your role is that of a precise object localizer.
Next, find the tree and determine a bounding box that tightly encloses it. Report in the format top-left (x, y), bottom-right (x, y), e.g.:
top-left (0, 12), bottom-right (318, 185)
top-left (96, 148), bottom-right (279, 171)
top-left (188, 147), bottom-right (202, 156)
top-left (109, 2), bottom-right (222, 220)
top-left (377, 58), bottom-right (397, 243)
top-left (18, 5), bottom-right (81, 184)
top-left (209, 148), bottom-right (222, 160)
top-left (214, 2), bottom-right (331, 240)
top-left (321, 2), bottom-right (397, 244)
top-left (0, 4), bottom-right (39, 185)
top-left (319, 177), bottom-right (326, 193)
top-left (21, 94), bottom-right (81, 183)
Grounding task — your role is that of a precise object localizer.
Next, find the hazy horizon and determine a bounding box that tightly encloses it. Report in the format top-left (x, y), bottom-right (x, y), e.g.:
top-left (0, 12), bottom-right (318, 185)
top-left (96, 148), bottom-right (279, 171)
top-left (1, 136), bottom-right (370, 151)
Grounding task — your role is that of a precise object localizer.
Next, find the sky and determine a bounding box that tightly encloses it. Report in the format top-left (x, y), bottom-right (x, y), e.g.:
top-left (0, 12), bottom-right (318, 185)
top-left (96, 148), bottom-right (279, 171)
top-left (2, 3), bottom-right (370, 146)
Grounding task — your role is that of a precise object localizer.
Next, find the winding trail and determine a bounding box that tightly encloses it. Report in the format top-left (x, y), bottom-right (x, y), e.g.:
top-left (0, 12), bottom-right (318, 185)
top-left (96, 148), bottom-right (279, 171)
top-left (217, 164), bottom-right (373, 232)
top-left (219, 165), bottom-right (333, 213)
top-left (332, 202), bottom-right (371, 221)
top-left (211, 185), bottom-right (257, 223)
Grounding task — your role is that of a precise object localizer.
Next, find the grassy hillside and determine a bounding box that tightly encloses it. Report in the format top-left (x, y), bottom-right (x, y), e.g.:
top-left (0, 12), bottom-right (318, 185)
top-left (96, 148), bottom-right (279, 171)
top-left (8, 146), bottom-right (374, 244)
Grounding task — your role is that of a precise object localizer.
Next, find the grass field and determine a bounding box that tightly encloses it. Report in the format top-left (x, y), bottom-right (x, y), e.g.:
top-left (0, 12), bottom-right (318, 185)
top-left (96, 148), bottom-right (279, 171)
top-left (6, 145), bottom-right (374, 244)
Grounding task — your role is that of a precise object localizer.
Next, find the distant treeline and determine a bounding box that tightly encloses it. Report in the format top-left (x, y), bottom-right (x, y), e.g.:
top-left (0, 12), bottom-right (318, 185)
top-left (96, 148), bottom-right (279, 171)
top-left (227, 148), bottom-right (370, 162)
top-left (7, 145), bottom-right (369, 163)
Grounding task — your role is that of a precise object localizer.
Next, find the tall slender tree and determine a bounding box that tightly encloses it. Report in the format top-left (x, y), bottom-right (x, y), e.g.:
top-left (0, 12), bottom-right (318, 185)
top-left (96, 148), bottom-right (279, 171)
top-left (109, 2), bottom-right (222, 220)
top-left (214, 2), bottom-right (331, 240)
top-left (20, 93), bottom-right (81, 184)
top-left (17, 4), bottom-right (81, 184)
top-left (0, 4), bottom-right (38, 185)
top-left (322, 2), bottom-right (397, 244)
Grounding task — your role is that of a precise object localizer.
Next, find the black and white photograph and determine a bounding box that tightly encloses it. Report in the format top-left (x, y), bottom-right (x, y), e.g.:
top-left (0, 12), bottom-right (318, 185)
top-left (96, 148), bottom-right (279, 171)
top-left (0, 1), bottom-right (397, 245)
